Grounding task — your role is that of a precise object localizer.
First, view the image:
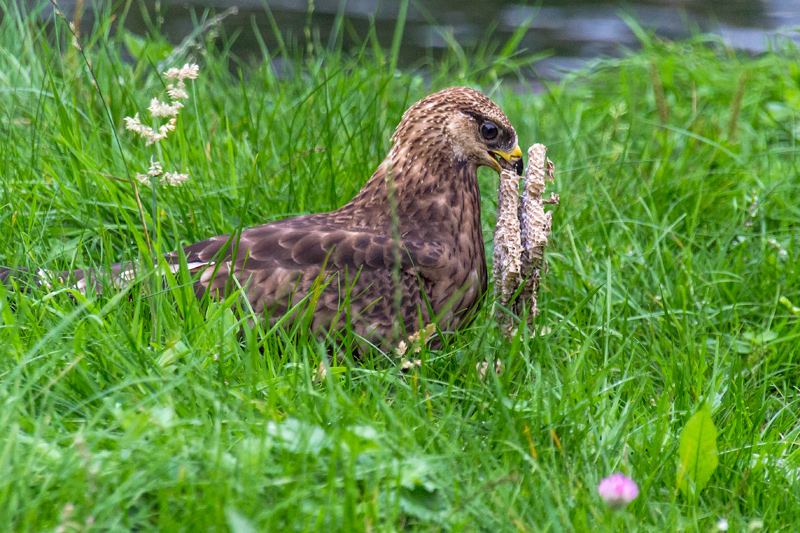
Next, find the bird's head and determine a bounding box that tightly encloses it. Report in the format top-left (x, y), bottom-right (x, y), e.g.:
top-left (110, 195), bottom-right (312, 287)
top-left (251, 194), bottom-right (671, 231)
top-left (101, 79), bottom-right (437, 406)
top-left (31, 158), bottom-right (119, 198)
top-left (391, 87), bottom-right (523, 176)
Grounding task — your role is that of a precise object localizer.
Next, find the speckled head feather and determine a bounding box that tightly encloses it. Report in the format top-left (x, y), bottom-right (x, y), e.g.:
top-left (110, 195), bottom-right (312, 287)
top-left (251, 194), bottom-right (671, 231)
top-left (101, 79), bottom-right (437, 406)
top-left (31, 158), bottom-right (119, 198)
top-left (391, 87), bottom-right (517, 148)
top-left (389, 87), bottom-right (519, 174)
top-left (1, 87), bottom-right (521, 352)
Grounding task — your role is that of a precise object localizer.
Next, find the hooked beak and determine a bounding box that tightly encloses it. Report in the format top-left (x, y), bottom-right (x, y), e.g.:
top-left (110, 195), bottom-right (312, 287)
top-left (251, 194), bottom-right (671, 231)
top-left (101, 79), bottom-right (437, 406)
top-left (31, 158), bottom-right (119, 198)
top-left (489, 145), bottom-right (523, 174)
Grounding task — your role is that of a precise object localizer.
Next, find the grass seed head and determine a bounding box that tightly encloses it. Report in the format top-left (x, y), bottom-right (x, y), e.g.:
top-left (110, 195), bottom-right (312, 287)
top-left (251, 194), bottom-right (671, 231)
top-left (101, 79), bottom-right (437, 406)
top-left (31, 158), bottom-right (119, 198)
top-left (125, 64), bottom-right (199, 184)
top-left (148, 98), bottom-right (183, 118)
top-left (163, 63), bottom-right (199, 81)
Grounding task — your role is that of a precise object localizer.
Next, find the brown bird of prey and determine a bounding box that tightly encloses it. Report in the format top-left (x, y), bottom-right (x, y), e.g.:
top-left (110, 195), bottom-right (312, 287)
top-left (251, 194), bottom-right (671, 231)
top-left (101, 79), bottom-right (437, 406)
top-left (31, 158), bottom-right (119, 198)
top-left (1, 87), bottom-right (522, 349)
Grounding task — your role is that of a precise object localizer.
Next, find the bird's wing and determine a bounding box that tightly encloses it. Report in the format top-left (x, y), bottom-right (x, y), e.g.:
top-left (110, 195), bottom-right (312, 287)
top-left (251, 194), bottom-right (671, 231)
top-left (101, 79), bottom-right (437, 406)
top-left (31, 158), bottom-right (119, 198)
top-left (166, 217), bottom-right (448, 319)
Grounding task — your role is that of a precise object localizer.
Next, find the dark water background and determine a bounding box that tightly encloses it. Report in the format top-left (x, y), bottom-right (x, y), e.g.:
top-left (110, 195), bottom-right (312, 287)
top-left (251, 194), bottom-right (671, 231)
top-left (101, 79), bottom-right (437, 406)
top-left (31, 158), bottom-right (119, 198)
top-left (27, 0), bottom-right (800, 79)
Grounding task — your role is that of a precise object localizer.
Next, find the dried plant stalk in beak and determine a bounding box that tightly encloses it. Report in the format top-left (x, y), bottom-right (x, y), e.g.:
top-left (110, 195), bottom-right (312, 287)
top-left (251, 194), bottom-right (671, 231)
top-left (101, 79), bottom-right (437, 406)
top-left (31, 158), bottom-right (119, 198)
top-left (517, 144), bottom-right (558, 323)
top-left (494, 143), bottom-right (559, 337)
top-left (493, 163), bottom-right (524, 336)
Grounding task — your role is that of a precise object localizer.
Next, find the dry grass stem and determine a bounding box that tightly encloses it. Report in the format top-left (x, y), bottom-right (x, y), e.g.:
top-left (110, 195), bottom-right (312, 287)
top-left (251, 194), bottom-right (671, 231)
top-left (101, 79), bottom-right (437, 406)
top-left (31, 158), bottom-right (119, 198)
top-left (494, 144), bottom-right (558, 337)
top-left (493, 163), bottom-right (524, 336)
top-left (516, 144), bottom-right (558, 324)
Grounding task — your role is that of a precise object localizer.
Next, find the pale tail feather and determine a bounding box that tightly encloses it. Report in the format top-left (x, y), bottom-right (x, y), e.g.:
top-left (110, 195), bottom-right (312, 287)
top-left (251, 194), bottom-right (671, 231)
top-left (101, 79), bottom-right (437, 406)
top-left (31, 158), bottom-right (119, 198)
top-left (0, 260), bottom-right (213, 295)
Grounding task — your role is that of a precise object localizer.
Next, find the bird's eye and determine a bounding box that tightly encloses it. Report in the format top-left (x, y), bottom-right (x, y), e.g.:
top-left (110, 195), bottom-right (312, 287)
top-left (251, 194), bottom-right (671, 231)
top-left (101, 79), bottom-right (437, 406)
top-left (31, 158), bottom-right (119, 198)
top-left (480, 122), bottom-right (498, 140)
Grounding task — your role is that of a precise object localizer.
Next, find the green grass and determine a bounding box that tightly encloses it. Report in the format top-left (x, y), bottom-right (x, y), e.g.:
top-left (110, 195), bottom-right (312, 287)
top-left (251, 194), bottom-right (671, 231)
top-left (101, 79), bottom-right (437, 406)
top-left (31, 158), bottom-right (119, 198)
top-left (1, 2), bottom-right (799, 530)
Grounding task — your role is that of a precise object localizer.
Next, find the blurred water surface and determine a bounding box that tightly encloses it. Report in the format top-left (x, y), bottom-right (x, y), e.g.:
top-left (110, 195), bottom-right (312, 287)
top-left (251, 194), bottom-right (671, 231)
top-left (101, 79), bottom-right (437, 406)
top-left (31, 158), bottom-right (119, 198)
top-left (30, 0), bottom-right (800, 79)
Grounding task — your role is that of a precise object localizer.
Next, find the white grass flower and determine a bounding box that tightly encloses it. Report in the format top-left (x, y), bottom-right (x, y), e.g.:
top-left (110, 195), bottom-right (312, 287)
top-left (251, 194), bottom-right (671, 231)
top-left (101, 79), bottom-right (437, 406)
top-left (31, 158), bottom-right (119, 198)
top-left (148, 98), bottom-right (183, 118)
top-left (396, 340), bottom-right (407, 356)
top-left (401, 358), bottom-right (421, 370)
top-left (162, 172), bottom-right (188, 186)
top-left (124, 113), bottom-right (173, 146)
top-left (136, 165), bottom-right (188, 188)
top-left (135, 158), bottom-right (163, 184)
top-left (476, 359), bottom-right (502, 380)
top-left (147, 158), bottom-right (163, 177)
top-left (164, 63), bottom-right (199, 81)
top-left (124, 113), bottom-right (149, 136)
top-left (167, 83), bottom-right (189, 101)
top-left (396, 324), bottom-right (435, 356)
top-left (124, 62), bottom-right (196, 143)
top-left (716, 518), bottom-right (729, 531)
top-left (155, 117), bottom-right (177, 139)
top-left (125, 64), bottom-right (198, 186)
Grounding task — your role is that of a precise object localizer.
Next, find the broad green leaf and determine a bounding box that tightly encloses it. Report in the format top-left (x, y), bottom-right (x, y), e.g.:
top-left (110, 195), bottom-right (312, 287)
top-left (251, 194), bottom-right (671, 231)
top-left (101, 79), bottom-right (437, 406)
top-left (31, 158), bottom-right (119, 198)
top-left (265, 418), bottom-right (331, 455)
top-left (677, 404), bottom-right (719, 498)
top-left (398, 456), bottom-right (448, 522)
top-left (742, 330), bottom-right (779, 344)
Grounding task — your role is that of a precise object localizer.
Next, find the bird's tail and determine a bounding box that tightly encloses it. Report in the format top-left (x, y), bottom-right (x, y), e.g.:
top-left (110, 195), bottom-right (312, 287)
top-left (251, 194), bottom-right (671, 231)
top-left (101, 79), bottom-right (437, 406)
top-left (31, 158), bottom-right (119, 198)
top-left (0, 263), bottom-right (138, 294)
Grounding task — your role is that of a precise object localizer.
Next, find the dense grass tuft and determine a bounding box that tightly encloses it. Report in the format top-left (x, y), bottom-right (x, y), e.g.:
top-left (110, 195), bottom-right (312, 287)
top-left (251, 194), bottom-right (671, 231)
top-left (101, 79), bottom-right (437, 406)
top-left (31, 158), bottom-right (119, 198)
top-left (1, 2), bottom-right (799, 530)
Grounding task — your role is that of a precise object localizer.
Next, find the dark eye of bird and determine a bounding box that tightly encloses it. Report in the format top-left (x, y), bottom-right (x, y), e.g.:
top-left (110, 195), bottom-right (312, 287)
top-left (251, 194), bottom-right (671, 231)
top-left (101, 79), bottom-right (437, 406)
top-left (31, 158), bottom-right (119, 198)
top-left (480, 122), bottom-right (498, 140)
